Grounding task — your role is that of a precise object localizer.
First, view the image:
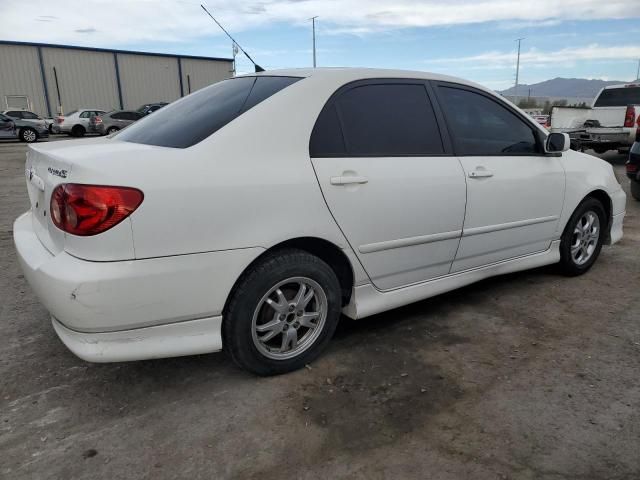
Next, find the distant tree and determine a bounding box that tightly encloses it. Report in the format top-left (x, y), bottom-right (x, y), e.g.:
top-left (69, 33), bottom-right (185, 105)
top-left (517, 98), bottom-right (538, 109)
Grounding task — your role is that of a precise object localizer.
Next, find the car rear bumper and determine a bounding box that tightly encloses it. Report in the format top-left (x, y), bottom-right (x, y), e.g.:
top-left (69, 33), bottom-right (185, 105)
top-left (14, 211), bottom-right (264, 361)
top-left (51, 315), bottom-right (223, 362)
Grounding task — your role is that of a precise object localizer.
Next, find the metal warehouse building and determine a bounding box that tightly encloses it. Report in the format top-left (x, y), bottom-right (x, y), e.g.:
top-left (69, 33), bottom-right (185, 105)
top-left (0, 40), bottom-right (234, 118)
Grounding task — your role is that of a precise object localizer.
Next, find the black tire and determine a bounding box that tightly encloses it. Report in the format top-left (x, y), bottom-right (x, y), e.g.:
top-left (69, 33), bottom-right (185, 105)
top-left (71, 125), bottom-right (85, 137)
top-left (106, 126), bottom-right (120, 135)
top-left (593, 146), bottom-right (608, 154)
top-left (19, 128), bottom-right (38, 143)
top-left (631, 180), bottom-right (640, 201)
top-left (48, 124), bottom-right (53, 134)
top-left (223, 249), bottom-right (342, 376)
top-left (559, 197), bottom-right (607, 276)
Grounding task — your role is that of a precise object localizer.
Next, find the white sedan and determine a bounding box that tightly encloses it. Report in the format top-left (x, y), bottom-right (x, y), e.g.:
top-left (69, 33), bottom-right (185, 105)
top-left (14, 68), bottom-right (626, 375)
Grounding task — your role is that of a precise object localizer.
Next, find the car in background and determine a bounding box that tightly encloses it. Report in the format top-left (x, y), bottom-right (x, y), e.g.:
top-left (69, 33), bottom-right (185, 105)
top-left (531, 114), bottom-right (550, 128)
top-left (52, 109), bottom-right (107, 137)
top-left (89, 110), bottom-right (144, 135)
top-left (136, 102), bottom-right (168, 116)
top-left (2, 109), bottom-right (55, 133)
top-left (550, 83), bottom-right (640, 153)
top-left (0, 113), bottom-right (48, 142)
top-left (626, 130), bottom-right (640, 200)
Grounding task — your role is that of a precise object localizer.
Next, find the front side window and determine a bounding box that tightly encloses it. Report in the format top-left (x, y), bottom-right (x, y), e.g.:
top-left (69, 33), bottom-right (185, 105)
top-left (118, 76), bottom-right (300, 148)
top-left (438, 86), bottom-right (539, 155)
top-left (311, 83), bottom-right (443, 157)
top-left (111, 112), bottom-right (127, 120)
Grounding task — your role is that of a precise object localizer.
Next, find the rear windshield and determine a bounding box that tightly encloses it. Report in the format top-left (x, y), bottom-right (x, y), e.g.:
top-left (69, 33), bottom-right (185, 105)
top-left (594, 87), bottom-right (640, 107)
top-left (117, 76), bottom-right (301, 148)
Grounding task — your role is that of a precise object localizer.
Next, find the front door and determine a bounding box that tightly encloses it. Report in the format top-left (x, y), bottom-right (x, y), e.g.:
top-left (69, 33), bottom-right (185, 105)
top-left (0, 114), bottom-right (16, 139)
top-left (433, 83), bottom-right (565, 272)
top-left (310, 80), bottom-right (467, 290)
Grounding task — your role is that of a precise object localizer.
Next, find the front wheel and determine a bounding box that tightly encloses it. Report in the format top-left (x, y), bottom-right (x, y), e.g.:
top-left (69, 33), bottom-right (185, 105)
top-left (223, 249), bottom-right (341, 376)
top-left (559, 198), bottom-right (606, 276)
top-left (19, 128), bottom-right (38, 143)
top-left (631, 180), bottom-right (640, 201)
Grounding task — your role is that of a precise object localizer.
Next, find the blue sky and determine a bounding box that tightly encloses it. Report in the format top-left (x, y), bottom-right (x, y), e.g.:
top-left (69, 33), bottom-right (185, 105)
top-left (1, 0), bottom-right (639, 91)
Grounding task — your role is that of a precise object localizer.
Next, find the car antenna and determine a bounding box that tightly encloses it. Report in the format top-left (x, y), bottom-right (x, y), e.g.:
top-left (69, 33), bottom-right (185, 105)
top-left (200, 4), bottom-right (265, 73)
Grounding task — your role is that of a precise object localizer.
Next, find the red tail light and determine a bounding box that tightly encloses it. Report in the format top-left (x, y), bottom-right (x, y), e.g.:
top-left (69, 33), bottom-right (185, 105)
top-left (50, 184), bottom-right (143, 236)
top-left (55, 116), bottom-right (64, 124)
top-left (627, 163), bottom-right (638, 174)
top-left (92, 116), bottom-right (102, 125)
top-left (624, 106), bottom-right (635, 127)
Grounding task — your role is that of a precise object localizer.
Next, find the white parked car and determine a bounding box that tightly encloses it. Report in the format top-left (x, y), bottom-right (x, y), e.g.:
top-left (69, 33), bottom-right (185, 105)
top-left (14, 68), bottom-right (626, 375)
top-left (52, 108), bottom-right (106, 137)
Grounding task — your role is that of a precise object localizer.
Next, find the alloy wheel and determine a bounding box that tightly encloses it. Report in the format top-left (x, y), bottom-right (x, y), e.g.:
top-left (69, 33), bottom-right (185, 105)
top-left (251, 277), bottom-right (327, 360)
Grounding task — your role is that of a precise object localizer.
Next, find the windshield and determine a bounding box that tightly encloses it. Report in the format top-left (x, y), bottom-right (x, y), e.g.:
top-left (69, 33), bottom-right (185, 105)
top-left (594, 87), bottom-right (640, 107)
top-left (117, 76), bottom-right (301, 148)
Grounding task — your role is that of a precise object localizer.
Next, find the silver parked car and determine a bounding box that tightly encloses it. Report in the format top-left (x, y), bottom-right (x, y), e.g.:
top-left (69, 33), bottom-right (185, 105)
top-left (2, 109), bottom-right (53, 132)
top-left (52, 109), bottom-right (106, 136)
top-left (0, 113), bottom-right (49, 142)
top-left (89, 110), bottom-right (144, 135)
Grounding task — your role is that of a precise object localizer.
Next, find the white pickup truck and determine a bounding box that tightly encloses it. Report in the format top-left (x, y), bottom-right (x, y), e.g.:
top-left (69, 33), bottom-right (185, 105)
top-left (550, 83), bottom-right (640, 154)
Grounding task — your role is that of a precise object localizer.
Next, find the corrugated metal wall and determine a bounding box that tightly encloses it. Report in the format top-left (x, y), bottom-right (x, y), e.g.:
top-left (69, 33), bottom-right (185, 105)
top-left (41, 47), bottom-right (120, 115)
top-left (180, 58), bottom-right (232, 94)
top-left (0, 44), bottom-right (48, 115)
top-left (117, 54), bottom-right (182, 109)
top-left (0, 43), bottom-right (233, 117)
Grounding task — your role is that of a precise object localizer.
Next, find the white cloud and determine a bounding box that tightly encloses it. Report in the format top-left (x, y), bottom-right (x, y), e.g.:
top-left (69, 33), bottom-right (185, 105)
top-left (427, 44), bottom-right (640, 69)
top-left (0, 0), bottom-right (634, 46)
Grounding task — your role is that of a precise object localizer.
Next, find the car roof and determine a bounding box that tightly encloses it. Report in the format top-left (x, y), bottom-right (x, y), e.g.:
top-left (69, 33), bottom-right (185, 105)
top-left (246, 67), bottom-right (493, 94)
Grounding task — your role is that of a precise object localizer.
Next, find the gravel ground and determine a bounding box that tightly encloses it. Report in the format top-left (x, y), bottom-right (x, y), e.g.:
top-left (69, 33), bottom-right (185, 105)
top-left (1, 137), bottom-right (639, 480)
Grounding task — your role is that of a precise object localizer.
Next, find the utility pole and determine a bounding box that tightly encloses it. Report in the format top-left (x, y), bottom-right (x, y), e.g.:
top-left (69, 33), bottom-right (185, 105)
top-left (514, 38), bottom-right (525, 101)
top-left (310, 16), bottom-right (318, 67)
top-left (636, 58), bottom-right (640, 81)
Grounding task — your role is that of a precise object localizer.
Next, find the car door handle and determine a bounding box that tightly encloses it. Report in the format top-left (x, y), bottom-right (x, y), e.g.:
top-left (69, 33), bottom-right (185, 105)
top-left (330, 176), bottom-right (369, 185)
top-left (468, 168), bottom-right (493, 178)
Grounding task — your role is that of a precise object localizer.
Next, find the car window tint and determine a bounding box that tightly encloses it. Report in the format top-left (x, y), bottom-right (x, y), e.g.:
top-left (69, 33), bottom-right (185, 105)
top-left (438, 86), bottom-right (539, 155)
top-left (118, 76), bottom-right (301, 148)
top-left (334, 83), bottom-right (443, 156)
top-left (22, 111), bottom-right (38, 119)
top-left (593, 87), bottom-right (640, 107)
top-left (310, 104), bottom-right (346, 156)
top-left (7, 111), bottom-right (22, 118)
top-left (80, 111), bottom-right (91, 118)
top-left (111, 112), bottom-right (126, 120)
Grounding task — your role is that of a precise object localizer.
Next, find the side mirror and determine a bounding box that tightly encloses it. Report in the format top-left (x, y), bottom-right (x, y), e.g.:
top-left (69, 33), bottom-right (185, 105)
top-left (546, 132), bottom-right (570, 153)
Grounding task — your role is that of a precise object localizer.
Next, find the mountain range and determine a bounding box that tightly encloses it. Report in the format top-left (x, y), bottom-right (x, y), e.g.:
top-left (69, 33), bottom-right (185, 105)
top-left (500, 77), bottom-right (639, 98)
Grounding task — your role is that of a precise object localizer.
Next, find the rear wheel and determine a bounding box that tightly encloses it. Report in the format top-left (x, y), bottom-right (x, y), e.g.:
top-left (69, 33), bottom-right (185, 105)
top-left (559, 198), bottom-right (606, 276)
top-left (223, 249), bottom-right (341, 376)
top-left (631, 180), bottom-right (640, 201)
top-left (71, 125), bottom-right (85, 137)
top-left (19, 128), bottom-right (38, 143)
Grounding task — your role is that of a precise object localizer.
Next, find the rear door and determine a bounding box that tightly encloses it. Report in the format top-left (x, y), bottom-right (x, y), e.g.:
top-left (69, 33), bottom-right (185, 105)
top-left (310, 79), bottom-right (467, 290)
top-left (433, 83), bottom-right (565, 272)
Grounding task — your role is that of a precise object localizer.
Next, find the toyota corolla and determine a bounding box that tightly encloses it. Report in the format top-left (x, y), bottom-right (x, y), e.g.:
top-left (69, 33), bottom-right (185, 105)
top-left (14, 68), bottom-right (626, 375)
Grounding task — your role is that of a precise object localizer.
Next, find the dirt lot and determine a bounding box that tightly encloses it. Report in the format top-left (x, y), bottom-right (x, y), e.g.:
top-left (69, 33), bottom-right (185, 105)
top-left (1, 137), bottom-right (639, 480)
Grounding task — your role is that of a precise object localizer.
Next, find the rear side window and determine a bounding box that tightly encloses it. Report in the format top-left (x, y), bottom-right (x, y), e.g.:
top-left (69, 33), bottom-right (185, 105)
top-left (118, 76), bottom-right (301, 148)
top-left (22, 111), bottom-right (38, 119)
top-left (311, 83), bottom-right (443, 157)
top-left (438, 86), bottom-right (539, 155)
top-left (594, 87), bottom-right (640, 107)
top-left (111, 112), bottom-right (127, 120)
